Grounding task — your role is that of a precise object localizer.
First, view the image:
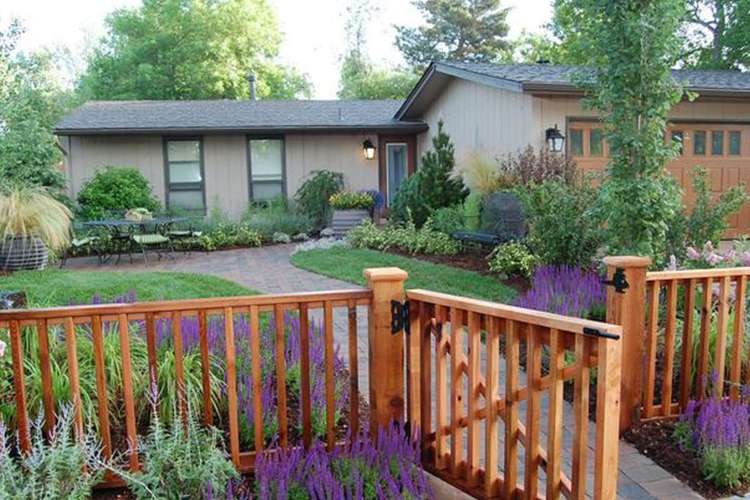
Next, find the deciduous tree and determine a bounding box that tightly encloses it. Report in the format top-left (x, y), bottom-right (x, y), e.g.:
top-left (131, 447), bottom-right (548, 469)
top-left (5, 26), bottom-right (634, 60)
top-left (78, 0), bottom-right (311, 100)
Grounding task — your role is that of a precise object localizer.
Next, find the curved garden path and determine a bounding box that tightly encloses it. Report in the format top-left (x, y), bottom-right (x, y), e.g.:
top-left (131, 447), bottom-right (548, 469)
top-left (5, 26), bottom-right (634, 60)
top-left (65, 245), bottom-right (703, 499)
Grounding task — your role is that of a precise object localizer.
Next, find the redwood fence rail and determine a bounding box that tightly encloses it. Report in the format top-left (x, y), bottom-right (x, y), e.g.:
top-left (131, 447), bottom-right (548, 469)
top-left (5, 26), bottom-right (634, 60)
top-left (607, 258), bottom-right (750, 428)
top-left (0, 266), bottom-right (626, 499)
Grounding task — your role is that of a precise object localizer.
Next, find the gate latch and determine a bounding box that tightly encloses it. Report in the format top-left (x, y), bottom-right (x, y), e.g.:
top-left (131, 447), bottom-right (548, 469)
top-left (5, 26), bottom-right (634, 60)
top-left (601, 267), bottom-right (629, 294)
top-left (391, 300), bottom-right (410, 335)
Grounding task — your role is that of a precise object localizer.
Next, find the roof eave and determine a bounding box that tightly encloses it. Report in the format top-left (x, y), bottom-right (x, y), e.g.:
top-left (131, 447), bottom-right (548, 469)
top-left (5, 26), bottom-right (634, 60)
top-left (54, 123), bottom-right (428, 136)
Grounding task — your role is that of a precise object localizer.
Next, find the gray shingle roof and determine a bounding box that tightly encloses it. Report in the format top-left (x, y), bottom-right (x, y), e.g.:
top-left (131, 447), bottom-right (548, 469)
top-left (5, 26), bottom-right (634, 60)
top-left (439, 61), bottom-right (750, 93)
top-left (56, 99), bottom-right (426, 135)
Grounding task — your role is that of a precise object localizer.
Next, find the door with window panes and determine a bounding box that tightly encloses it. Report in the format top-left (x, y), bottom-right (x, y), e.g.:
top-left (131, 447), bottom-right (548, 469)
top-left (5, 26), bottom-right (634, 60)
top-left (567, 121), bottom-right (750, 237)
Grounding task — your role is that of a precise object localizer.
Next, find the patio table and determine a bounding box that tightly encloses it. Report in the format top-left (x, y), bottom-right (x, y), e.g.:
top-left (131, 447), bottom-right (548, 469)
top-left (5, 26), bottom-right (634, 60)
top-left (83, 216), bottom-right (189, 263)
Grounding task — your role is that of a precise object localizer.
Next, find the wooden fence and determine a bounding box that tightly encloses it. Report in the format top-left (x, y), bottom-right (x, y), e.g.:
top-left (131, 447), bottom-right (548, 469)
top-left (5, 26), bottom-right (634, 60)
top-left (604, 258), bottom-right (750, 428)
top-left (405, 289), bottom-right (623, 500)
top-left (0, 267), bottom-right (625, 499)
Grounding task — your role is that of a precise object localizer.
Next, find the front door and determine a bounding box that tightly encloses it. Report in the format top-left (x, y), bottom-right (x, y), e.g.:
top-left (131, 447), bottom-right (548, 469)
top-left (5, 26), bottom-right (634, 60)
top-left (379, 135), bottom-right (416, 208)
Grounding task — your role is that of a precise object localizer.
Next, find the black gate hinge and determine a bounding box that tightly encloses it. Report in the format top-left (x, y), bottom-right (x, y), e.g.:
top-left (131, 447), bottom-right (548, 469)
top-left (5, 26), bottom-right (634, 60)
top-left (391, 300), bottom-right (410, 335)
top-left (583, 326), bottom-right (621, 341)
top-left (601, 267), bottom-right (629, 294)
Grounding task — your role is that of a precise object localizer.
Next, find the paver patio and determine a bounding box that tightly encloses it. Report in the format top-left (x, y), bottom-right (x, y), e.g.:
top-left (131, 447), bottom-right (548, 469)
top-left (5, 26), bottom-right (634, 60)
top-left (63, 245), bottom-right (703, 499)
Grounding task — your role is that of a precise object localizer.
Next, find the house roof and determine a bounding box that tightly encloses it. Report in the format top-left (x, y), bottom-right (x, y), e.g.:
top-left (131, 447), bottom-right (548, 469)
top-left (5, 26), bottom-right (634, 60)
top-left (396, 61), bottom-right (750, 119)
top-left (55, 99), bottom-right (427, 135)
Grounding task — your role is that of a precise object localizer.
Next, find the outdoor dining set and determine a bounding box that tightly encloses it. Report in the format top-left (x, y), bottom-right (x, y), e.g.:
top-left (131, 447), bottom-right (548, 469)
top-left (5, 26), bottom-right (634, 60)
top-left (60, 212), bottom-right (202, 267)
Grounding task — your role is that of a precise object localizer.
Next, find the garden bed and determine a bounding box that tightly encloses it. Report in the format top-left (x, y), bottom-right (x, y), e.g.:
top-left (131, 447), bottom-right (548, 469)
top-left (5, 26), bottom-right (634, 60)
top-left (623, 420), bottom-right (746, 499)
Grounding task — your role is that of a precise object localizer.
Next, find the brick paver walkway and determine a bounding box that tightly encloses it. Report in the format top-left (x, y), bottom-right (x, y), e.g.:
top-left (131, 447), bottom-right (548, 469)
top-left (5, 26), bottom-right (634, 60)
top-left (64, 245), bottom-right (703, 499)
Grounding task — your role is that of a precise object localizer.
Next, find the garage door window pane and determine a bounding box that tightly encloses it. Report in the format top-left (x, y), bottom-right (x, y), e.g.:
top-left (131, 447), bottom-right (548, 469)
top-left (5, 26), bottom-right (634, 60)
top-left (693, 131), bottom-right (706, 155)
top-left (589, 129), bottom-right (603, 156)
top-left (569, 129), bottom-right (583, 156)
top-left (671, 131), bottom-right (684, 155)
top-left (249, 139), bottom-right (284, 201)
top-left (730, 131), bottom-right (741, 155)
top-left (712, 131), bottom-right (724, 155)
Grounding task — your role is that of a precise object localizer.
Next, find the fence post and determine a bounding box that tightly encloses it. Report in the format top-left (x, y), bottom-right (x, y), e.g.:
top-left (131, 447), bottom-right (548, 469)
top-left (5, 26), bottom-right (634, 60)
top-left (364, 267), bottom-right (409, 434)
top-left (602, 255), bottom-right (651, 432)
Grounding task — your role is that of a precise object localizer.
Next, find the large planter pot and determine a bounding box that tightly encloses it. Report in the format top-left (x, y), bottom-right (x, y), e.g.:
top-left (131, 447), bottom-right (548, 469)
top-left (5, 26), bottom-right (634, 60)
top-left (330, 209), bottom-right (371, 237)
top-left (0, 236), bottom-right (49, 271)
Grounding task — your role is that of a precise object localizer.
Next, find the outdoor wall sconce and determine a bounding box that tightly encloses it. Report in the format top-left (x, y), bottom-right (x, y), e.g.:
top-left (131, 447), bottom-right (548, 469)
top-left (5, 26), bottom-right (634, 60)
top-left (363, 139), bottom-right (376, 160)
top-left (546, 124), bottom-right (565, 153)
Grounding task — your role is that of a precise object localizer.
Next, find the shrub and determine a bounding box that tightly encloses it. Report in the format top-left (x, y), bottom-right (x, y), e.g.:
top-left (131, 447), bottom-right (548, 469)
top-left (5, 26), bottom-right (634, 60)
top-left (123, 408), bottom-right (238, 500)
top-left (242, 205), bottom-right (313, 243)
top-left (0, 406), bottom-right (107, 499)
top-left (459, 153), bottom-right (506, 194)
top-left (675, 397), bottom-right (750, 489)
top-left (496, 145), bottom-right (577, 186)
top-left (666, 166), bottom-right (747, 260)
top-left (515, 265), bottom-right (606, 319)
top-left (255, 424), bottom-right (430, 498)
top-left (329, 191), bottom-right (374, 210)
top-left (294, 170), bottom-right (344, 229)
top-left (430, 206), bottom-right (465, 235)
top-left (391, 121), bottom-right (467, 226)
top-left (487, 242), bottom-right (539, 278)
top-left (0, 184), bottom-right (72, 251)
top-left (76, 167), bottom-right (160, 220)
top-left (518, 179), bottom-right (603, 267)
top-left (198, 222), bottom-right (262, 251)
top-left (347, 219), bottom-right (460, 255)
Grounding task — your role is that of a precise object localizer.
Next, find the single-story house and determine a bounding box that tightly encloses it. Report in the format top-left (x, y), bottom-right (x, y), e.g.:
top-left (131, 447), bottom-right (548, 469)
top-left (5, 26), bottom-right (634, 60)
top-left (56, 61), bottom-right (750, 235)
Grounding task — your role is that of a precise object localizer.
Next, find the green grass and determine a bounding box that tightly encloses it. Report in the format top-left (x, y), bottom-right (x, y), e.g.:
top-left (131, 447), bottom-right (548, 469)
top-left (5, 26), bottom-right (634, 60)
top-left (291, 247), bottom-right (516, 303)
top-left (0, 269), bottom-right (256, 308)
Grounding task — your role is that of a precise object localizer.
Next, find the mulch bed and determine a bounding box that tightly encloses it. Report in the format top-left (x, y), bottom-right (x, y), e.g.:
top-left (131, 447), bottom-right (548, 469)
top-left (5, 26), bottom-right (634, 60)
top-left (623, 420), bottom-right (750, 499)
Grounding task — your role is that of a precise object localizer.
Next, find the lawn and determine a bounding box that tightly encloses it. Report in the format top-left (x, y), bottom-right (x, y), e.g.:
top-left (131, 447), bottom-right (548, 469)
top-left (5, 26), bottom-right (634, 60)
top-left (291, 247), bottom-right (516, 303)
top-left (0, 269), bottom-right (256, 307)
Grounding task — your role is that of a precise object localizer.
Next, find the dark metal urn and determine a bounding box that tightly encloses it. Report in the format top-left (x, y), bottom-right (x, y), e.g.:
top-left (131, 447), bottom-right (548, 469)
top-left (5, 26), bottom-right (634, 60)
top-left (0, 236), bottom-right (49, 271)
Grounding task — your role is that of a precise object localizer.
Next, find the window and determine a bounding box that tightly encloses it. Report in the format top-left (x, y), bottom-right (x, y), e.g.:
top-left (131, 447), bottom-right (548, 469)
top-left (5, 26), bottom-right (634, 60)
top-left (693, 130), bottom-right (706, 155)
top-left (165, 139), bottom-right (205, 212)
top-left (730, 131), bottom-right (742, 155)
top-left (711, 131), bottom-right (724, 155)
top-left (589, 129), bottom-right (604, 156)
top-left (671, 131), bottom-right (684, 155)
top-left (248, 138), bottom-right (284, 201)
top-left (569, 129), bottom-right (583, 156)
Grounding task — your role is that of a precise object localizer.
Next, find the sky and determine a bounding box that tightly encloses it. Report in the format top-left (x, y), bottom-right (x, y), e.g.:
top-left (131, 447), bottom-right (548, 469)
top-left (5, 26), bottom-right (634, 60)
top-left (4, 0), bottom-right (553, 99)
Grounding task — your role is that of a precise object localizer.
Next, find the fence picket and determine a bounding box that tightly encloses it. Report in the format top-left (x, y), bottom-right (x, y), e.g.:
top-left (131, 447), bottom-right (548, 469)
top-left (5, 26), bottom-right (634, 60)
top-left (347, 300), bottom-right (359, 438)
top-left (91, 315), bottom-right (112, 458)
top-left (644, 280), bottom-right (660, 417)
top-left (225, 307), bottom-right (240, 465)
top-left (419, 302), bottom-right (433, 453)
top-left (662, 281), bottom-right (678, 416)
top-left (274, 304), bottom-right (288, 449)
top-left (118, 313), bottom-right (139, 470)
top-left (298, 303), bottom-right (312, 449)
top-left (64, 317), bottom-right (84, 440)
top-left (546, 328), bottom-right (564, 499)
top-left (435, 305), bottom-right (449, 470)
top-left (197, 309), bottom-right (212, 425)
top-left (466, 311), bottom-right (481, 487)
top-left (449, 307), bottom-right (464, 476)
top-left (324, 301), bottom-right (335, 450)
top-left (571, 335), bottom-right (590, 500)
top-left (250, 305), bottom-right (264, 452)
top-left (408, 300), bottom-right (422, 430)
top-left (696, 277), bottom-right (714, 398)
top-left (145, 312), bottom-right (158, 413)
top-left (172, 311), bottom-right (187, 424)
top-left (714, 276), bottom-right (731, 396)
top-left (504, 319), bottom-right (519, 499)
top-left (733, 276), bottom-right (748, 398)
top-left (524, 324), bottom-right (542, 499)
top-left (680, 279), bottom-right (697, 409)
top-left (9, 320), bottom-right (30, 454)
top-left (35, 318), bottom-right (55, 437)
top-left (484, 316), bottom-right (501, 498)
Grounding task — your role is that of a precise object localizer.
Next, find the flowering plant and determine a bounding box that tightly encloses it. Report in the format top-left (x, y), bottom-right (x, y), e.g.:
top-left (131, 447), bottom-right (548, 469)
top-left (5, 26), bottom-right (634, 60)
top-left (674, 395), bottom-right (750, 489)
top-left (673, 240), bottom-right (750, 270)
top-left (255, 424), bottom-right (431, 499)
top-left (329, 191), bottom-right (374, 210)
top-left (514, 265), bottom-right (606, 319)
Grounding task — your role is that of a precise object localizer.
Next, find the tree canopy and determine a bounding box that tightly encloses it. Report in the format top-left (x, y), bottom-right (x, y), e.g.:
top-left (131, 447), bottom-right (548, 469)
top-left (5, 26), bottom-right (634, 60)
top-left (395, 0), bottom-right (511, 70)
top-left (77, 0), bottom-right (311, 100)
top-left (338, 0), bottom-right (417, 99)
top-left (0, 19), bottom-right (70, 190)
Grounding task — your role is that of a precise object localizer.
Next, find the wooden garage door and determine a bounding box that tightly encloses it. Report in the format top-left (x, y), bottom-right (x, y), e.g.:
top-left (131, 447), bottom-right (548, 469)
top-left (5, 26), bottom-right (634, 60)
top-left (568, 121), bottom-right (750, 238)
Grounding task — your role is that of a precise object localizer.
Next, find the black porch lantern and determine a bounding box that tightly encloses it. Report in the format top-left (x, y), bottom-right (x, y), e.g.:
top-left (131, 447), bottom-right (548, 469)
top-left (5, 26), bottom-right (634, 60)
top-left (363, 139), bottom-right (376, 160)
top-left (545, 124), bottom-right (565, 153)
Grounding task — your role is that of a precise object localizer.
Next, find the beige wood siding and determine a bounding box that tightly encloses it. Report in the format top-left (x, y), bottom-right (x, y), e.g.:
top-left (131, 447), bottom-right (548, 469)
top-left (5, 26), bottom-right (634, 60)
top-left (65, 135), bottom-right (166, 203)
top-left (417, 78), bottom-right (537, 168)
top-left (285, 134), bottom-right (379, 195)
top-left (203, 135), bottom-right (249, 219)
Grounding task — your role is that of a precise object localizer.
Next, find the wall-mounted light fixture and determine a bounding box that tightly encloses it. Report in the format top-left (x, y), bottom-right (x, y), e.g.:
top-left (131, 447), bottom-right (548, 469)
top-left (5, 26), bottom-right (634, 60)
top-left (545, 124), bottom-right (565, 153)
top-left (363, 139), bottom-right (376, 160)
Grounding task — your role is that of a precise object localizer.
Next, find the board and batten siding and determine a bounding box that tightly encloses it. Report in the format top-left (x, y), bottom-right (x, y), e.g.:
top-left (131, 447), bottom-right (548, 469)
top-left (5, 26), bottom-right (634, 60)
top-left (61, 133), bottom-right (378, 219)
top-left (284, 134), bottom-right (379, 195)
top-left (416, 78), bottom-right (538, 168)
